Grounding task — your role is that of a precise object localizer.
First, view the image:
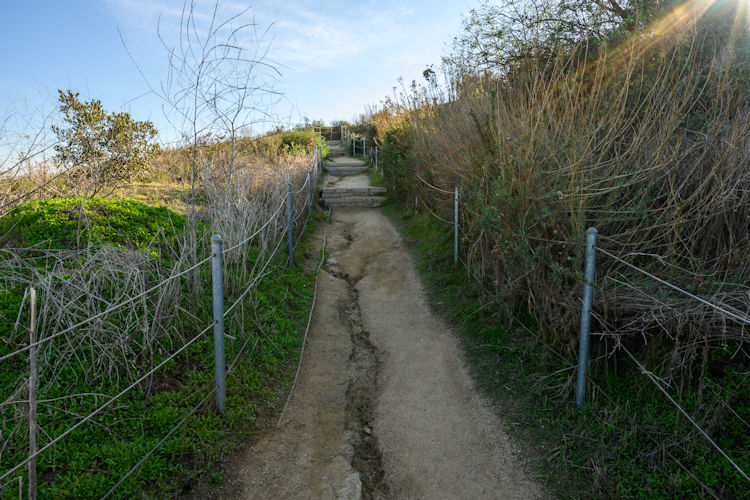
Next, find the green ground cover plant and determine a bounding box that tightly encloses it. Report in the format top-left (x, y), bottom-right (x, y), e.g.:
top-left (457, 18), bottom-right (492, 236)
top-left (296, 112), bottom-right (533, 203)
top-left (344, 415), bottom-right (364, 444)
top-left (0, 196), bottom-right (324, 498)
top-left (0, 198), bottom-right (185, 250)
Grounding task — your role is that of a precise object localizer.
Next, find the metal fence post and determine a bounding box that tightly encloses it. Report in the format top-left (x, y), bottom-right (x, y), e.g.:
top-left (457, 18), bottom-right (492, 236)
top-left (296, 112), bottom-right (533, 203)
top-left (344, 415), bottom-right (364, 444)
top-left (287, 183), bottom-right (294, 266)
top-left (211, 235), bottom-right (226, 414)
top-left (363, 137), bottom-right (367, 157)
top-left (28, 287), bottom-right (37, 500)
top-left (576, 227), bottom-right (598, 407)
top-left (375, 146), bottom-right (379, 173)
top-left (307, 168), bottom-right (312, 218)
top-left (454, 187), bottom-right (459, 264)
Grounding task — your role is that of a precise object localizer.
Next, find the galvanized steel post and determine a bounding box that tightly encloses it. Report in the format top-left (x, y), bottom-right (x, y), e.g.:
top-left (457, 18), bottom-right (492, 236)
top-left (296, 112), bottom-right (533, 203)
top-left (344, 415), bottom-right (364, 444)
top-left (307, 168), bottom-right (312, 218)
top-left (28, 287), bottom-right (37, 499)
top-left (211, 235), bottom-right (226, 413)
top-left (454, 187), bottom-right (459, 264)
top-left (287, 183), bottom-right (293, 266)
top-left (363, 137), bottom-right (367, 157)
top-left (576, 227), bottom-right (598, 407)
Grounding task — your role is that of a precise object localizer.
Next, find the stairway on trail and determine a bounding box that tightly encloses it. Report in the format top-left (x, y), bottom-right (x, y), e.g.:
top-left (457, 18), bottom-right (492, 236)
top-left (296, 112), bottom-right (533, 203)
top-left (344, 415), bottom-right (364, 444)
top-left (321, 140), bottom-right (387, 208)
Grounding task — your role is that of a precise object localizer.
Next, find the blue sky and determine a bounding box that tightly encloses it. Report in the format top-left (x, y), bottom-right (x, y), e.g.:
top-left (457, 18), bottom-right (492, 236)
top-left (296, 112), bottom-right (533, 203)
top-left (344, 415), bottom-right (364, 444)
top-left (0, 0), bottom-right (473, 146)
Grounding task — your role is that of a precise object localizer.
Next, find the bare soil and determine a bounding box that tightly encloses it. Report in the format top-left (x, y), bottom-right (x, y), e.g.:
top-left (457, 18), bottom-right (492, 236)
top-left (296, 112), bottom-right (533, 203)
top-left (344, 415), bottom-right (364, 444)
top-left (224, 172), bottom-right (544, 499)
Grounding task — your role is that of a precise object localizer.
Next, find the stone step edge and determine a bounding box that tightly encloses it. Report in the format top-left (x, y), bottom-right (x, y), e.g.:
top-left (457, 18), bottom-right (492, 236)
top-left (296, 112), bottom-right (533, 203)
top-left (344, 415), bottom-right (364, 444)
top-left (324, 198), bottom-right (387, 208)
top-left (322, 187), bottom-right (386, 195)
top-left (325, 162), bottom-right (367, 167)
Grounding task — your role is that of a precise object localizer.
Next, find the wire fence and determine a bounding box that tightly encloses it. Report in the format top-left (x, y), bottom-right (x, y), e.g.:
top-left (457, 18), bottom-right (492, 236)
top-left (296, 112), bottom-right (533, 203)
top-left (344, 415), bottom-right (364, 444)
top-left (574, 228), bottom-right (750, 485)
top-left (413, 173), bottom-right (460, 264)
top-left (0, 150), bottom-right (323, 498)
top-left (378, 133), bottom-right (749, 490)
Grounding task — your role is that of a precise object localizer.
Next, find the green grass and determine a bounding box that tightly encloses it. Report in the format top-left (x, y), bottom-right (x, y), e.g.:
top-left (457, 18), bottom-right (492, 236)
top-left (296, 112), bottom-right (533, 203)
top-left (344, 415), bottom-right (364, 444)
top-left (0, 197), bottom-right (185, 250)
top-left (0, 201), bottom-right (325, 499)
top-left (383, 202), bottom-right (750, 499)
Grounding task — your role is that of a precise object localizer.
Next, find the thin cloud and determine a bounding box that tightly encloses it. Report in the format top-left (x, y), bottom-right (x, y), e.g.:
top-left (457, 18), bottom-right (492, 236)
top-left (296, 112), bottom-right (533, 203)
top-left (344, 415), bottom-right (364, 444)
top-left (106, 0), bottom-right (421, 71)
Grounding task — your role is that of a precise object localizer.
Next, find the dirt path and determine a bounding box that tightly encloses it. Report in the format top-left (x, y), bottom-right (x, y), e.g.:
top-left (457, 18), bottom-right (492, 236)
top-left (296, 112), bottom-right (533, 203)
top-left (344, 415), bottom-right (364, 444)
top-left (227, 170), bottom-right (544, 499)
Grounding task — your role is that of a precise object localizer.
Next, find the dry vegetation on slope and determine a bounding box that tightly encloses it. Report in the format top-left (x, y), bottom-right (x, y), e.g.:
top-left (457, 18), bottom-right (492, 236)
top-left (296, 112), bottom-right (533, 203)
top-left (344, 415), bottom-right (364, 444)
top-left (368, 0), bottom-right (750, 496)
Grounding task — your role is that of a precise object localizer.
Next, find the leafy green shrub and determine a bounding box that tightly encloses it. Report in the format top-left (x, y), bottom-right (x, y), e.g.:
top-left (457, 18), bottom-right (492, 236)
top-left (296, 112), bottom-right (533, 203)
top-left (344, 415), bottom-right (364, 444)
top-left (280, 130), bottom-right (329, 158)
top-left (380, 121), bottom-right (413, 199)
top-left (53, 90), bottom-right (159, 196)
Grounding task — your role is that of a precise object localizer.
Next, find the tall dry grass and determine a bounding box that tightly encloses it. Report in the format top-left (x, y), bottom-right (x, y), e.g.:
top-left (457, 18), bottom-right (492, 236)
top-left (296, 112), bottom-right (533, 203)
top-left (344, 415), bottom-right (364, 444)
top-left (0, 148), bottom-right (315, 471)
top-left (383, 20), bottom-right (750, 408)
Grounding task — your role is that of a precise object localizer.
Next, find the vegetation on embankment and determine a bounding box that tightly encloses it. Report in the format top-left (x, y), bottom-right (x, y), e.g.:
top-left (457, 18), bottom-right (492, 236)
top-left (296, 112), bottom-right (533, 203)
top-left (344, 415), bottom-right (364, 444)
top-left (0, 4), bottom-right (334, 494)
top-left (1, 125), bottom-right (328, 214)
top-left (371, 0), bottom-right (750, 497)
top-left (0, 103), bottom-right (329, 497)
top-left (0, 194), bottom-right (324, 498)
top-left (386, 204), bottom-right (748, 498)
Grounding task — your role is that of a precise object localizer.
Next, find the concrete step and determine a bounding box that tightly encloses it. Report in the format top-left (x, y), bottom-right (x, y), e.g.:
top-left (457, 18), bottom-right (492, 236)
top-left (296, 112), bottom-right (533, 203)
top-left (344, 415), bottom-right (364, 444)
top-left (323, 196), bottom-right (387, 208)
top-left (322, 187), bottom-right (386, 198)
top-left (325, 165), bottom-right (369, 176)
top-left (326, 159), bottom-right (365, 166)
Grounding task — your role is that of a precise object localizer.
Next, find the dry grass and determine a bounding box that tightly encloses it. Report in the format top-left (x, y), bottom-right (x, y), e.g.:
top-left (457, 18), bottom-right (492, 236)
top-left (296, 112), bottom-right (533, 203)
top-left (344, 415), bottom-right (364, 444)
top-left (0, 145), bottom-right (316, 470)
top-left (381, 17), bottom-right (750, 411)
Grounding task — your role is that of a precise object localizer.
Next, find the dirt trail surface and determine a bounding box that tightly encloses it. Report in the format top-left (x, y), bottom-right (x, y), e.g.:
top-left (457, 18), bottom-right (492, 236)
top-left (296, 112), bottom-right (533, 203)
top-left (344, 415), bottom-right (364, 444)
top-left (228, 168), bottom-right (544, 499)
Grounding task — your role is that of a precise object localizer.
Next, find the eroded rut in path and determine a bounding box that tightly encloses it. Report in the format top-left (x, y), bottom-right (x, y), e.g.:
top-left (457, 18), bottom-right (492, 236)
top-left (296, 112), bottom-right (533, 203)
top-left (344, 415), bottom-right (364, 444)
top-left (324, 222), bottom-right (389, 498)
top-left (342, 287), bottom-right (388, 498)
top-left (226, 189), bottom-right (544, 499)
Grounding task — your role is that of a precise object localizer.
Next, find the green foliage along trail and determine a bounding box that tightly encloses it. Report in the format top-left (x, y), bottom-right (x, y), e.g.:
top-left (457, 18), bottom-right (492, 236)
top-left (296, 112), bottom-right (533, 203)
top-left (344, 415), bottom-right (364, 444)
top-left (0, 197), bottom-right (323, 498)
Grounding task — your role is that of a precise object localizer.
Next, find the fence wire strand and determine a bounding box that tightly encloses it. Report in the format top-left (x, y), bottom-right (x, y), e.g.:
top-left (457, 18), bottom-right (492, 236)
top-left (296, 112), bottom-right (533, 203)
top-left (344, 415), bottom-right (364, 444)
top-left (222, 194), bottom-right (286, 254)
top-left (294, 173), bottom-right (310, 195)
top-left (421, 199), bottom-right (453, 225)
top-left (223, 232), bottom-right (286, 318)
top-left (619, 344), bottom-right (750, 482)
top-left (0, 254), bottom-right (212, 363)
top-left (596, 246), bottom-right (750, 327)
top-left (415, 172), bottom-right (454, 194)
top-left (0, 323), bottom-right (212, 484)
top-left (278, 230), bottom-right (326, 427)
